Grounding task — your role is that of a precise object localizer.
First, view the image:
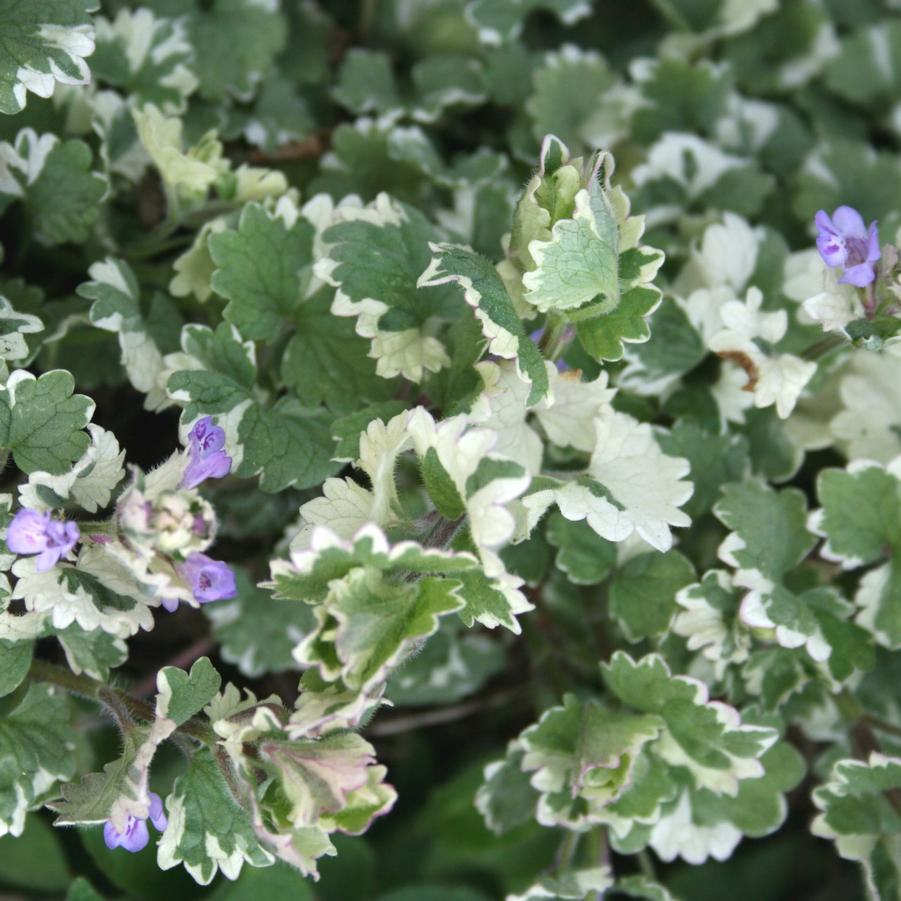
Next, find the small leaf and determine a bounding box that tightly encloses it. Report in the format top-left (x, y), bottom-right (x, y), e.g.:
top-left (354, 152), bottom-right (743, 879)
top-left (156, 657), bottom-right (222, 726)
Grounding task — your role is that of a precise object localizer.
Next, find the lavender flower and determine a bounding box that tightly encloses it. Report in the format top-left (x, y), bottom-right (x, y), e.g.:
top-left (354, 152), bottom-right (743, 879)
top-left (180, 416), bottom-right (231, 490)
top-left (161, 552), bottom-right (237, 612)
top-left (103, 792), bottom-right (167, 853)
top-left (6, 509), bottom-right (79, 571)
top-left (815, 206), bottom-right (881, 287)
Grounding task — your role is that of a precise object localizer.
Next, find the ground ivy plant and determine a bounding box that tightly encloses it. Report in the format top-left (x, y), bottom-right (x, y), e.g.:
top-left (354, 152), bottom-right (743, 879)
top-left (1, 2), bottom-right (901, 900)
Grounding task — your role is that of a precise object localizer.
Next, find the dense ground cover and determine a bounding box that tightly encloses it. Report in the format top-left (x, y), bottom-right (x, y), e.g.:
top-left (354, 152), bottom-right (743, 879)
top-left (1, 1), bottom-right (901, 899)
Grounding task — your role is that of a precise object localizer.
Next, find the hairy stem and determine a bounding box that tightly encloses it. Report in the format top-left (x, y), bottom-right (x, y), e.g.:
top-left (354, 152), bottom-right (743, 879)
top-left (28, 659), bottom-right (216, 745)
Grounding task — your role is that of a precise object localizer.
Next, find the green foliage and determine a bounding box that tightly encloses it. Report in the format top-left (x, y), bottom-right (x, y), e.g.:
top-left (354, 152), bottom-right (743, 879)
top-left (2, 1), bottom-right (901, 898)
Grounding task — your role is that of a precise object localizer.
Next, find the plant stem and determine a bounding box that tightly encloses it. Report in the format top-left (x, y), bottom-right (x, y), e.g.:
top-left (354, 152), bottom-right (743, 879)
top-left (638, 848), bottom-right (657, 881)
top-left (28, 659), bottom-right (216, 745)
top-left (863, 715), bottom-right (901, 740)
top-left (801, 334), bottom-right (846, 360)
top-left (540, 313), bottom-right (570, 362)
top-left (555, 829), bottom-right (580, 870)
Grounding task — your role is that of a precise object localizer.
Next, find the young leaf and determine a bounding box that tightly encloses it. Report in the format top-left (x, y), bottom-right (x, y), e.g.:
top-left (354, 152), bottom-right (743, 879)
top-left (155, 657), bottom-right (222, 727)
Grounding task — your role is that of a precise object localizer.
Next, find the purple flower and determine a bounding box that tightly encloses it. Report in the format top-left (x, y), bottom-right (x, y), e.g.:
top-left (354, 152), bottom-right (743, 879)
top-left (6, 509), bottom-right (79, 571)
top-left (161, 552), bottom-right (237, 612)
top-left (815, 206), bottom-right (881, 287)
top-left (180, 416), bottom-right (231, 490)
top-left (103, 792), bottom-right (167, 853)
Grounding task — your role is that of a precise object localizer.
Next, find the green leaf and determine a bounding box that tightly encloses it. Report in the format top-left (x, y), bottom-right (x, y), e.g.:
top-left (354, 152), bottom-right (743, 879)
top-left (53, 728), bottom-right (147, 826)
top-left (545, 512), bottom-right (617, 585)
top-left (155, 657), bottom-right (221, 726)
top-left (811, 460), bottom-right (901, 649)
top-left (207, 862), bottom-right (314, 901)
top-left (270, 527), bottom-right (477, 604)
top-left (575, 286), bottom-right (662, 362)
top-left (603, 652), bottom-right (777, 794)
top-left (0, 131), bottom-right (106, 245)
top-left (632, 57), bottom-right (731, 143)
top-left (92, 7), bottom-right (196, 113)
top-left (476, 742), bottom-right (539, 836)
top-left (525, 47), bottom-right (617, 152)
top-left (50, 623), bottom-right (127, 681)
top-left (331, 401), bottom-right (407, 461)
top-left (281, 290), bottom-right (395, 414)
top-left (812, 753), bottom-right (901, 901)
top-left (418, 242), bottom-right (549, 404)
top-left (168, 323), bottom-right (338, 492)
top-left (210, 203), bottom-right (315, 342)
top-left (0, 295), bottom-right (42, 362)
top-left (319, 195), bottom-right (460, 382)
top-left (78, 257), bottom-right (166, 404)
top-left (206, 569), bottom-right (314, 679)
top-left (157, 748), bottom-right (273, 885)
top-left (714, 481), bottom-right (815, 585)
top-left (0, 369), bottom-right (93, 475)
top-left (187, 0), bottom-right (286, 102)
top-left (699, 731), bottom-right (805, 837)
top-left (0, 814), bottom-right (70, 893)
top-left (616, 875), bottom-right (683, 900)
top-left (610, 550), bottom-right (695, 642)
top-left (465, 0), bottom-right (591, 44)
top-left (814, 463), bottom-right (901, 566)
top-left (519, 693), bottom-right (663, 830)
top-left (793, 140), bottom-right (901, 232)
top-left (295, 569), bottom-right (464, 694)
top-left (0, 683), bottom-right (74, 837)
top-left (237, 74), bottom-right (313, 152)
top-left (422, 447), bottom-right (467, 520)
top-left (509, 866), bottom-right (614, 901)
top-left (656, 422), bottom-right (748, 518)
top-left (66, 878), bottom-right (106, 901)
top-left (825, 22), bottom-right (901, 110)
top-left (621, 299), bottom-right (706, 393)
top-left (387, 617), bottom-right (506, 706)
top-left (333, 49), bottom-right (402, 116)
top-left (522, 176), bottom-right (620, 314)
top-left (0, 638), bottom-right (32, 697)
top-left (260, 731), bottom-right (386, 828)
top-left (0, 0), bottom-right (96, 115)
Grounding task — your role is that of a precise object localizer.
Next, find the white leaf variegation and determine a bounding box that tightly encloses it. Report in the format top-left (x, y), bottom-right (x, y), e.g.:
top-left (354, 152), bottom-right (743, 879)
top-left (19, 424), bottom-right (125, 513)
top-left (524, 408), bottom-right (693, 552)
top-left (708, 287), bottom-right (816, 419)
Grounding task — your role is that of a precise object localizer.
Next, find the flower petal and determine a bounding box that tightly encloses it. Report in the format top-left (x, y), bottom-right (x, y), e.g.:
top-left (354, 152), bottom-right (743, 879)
top-left (831, 205), bottom-right (867, 240)
top-left (866, 221), bottom-right (881, 263)
top-left (838, 262), bottom-right (876, 287)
